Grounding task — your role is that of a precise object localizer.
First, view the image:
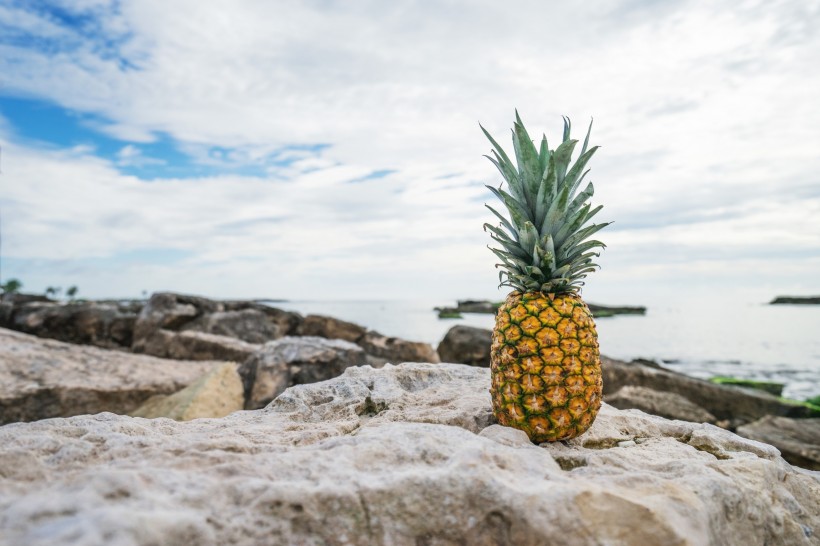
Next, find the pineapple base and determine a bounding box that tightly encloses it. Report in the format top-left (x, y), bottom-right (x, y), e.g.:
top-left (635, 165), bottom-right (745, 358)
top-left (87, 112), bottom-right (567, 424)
top-left (490, 291), bottom-right (603, 442)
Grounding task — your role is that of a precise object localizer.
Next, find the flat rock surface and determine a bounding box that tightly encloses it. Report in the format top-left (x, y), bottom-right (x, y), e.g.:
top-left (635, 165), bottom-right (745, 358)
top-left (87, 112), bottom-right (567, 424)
top-left (0, 327), bottom-right (225, 424)
top-left (738, 416), bottom-right (820, 471)
top-left (605, 385), bottom-right (717, 424)
top-left (602, 356), bottom-right (817, 424)
top-left (0, 363), bottom-right (818, 545)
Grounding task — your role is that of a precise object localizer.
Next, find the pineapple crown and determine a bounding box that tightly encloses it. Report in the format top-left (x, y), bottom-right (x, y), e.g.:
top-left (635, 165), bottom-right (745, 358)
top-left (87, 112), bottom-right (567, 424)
top-left (481, 111), bottom-right (610, 295)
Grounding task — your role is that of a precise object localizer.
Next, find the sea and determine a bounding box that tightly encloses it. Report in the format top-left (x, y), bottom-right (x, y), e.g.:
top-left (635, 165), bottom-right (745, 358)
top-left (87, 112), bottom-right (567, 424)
top-left (269, 299), bottom-right (820, 401)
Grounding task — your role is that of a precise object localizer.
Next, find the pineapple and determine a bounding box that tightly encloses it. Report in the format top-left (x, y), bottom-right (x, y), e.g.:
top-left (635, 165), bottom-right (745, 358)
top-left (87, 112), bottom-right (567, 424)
top-left (481, 112), bottom-right (609, 442)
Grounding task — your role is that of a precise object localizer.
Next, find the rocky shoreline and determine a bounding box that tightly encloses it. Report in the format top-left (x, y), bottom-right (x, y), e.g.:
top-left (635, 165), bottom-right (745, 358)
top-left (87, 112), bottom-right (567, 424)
top-left (1, 291), bottom-right (818, 544)
top-left (435, 299), bottom-right (647, 318)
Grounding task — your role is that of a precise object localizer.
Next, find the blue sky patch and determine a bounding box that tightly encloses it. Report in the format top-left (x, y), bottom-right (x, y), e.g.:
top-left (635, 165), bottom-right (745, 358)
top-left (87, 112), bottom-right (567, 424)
top-left (0, 96), bottom-right (331, 180)
top-left (346, 169), bottom-right (396, 184)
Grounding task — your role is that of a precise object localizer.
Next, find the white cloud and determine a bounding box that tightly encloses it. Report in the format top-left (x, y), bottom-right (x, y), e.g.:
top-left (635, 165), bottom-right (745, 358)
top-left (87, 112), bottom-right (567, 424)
top-left (114, 144), bottom-right (164, 167)
top-left (0, 0), bottom-right (819, 302)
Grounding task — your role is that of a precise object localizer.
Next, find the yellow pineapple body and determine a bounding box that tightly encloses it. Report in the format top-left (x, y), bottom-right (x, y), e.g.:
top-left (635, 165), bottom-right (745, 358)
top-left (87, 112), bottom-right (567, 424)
top-left (491, 291), bottom-right (602, 442)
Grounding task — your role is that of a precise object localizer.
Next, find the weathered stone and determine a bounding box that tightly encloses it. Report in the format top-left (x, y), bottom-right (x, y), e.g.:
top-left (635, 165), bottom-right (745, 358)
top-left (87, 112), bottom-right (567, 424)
top-left (0, 301), bottom-right (12, 326)
top-left (0, 327), bottom-right (224, 424)
top-left (605, 385), bottom-right (717, 424)
top-left (6, 301), bottom-right (138, 349)
top-left (130, 363), bottom-right (244, 421)
top-left (132, 292), bottom-right (302, 356)
top-left (296, 314), bottom-right (366, 343)
top-left (239, 336), bottom-right (367, 409)
top-left (0, 363), bottom-right (817, 545)
top-left (737, 416), bottom-right (820, 470)
top-left (181, 309), bottom-right (281, 344)
top-left (166, 331), bottom-right (260, 362)
top-left (358, 330), bottom-right (440, 363)
top-left (365, 354), bottom-right (390, 368)
top-left (253, 305), bottom-right (303, 336)
top-left (239, 349), bottom-right (290, 411)
top-left (132, 293), bottom-right (202, 353)
top-left (437, 325), bottom-right (492, 367)
top-left (602, 356), bottom-right (816, 425)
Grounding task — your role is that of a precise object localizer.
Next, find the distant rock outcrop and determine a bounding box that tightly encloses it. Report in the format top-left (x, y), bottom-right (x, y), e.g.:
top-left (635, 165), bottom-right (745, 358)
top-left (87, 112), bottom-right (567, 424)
top-left (0, 363), bottom-right (817, 545)
top-left (770, 296), bottom-right (820, 304)
top-left (435, 299), bottom-right (646, 317)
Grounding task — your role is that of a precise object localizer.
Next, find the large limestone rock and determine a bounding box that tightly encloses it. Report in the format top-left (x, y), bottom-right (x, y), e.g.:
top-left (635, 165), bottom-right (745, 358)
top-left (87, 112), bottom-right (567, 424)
top-left (0, 363), bottom-right (817, 545)
top-left (605, 385), bottom-right (717, 424)
top-left (130, 362), bottom-right (244, 421)
top-left (239, 336), bottom-right (368, 409)
top-left (737, 416), bottom-right (820, 471)
top-left (0, 327), bottom-right (225, 424)
top-left (437, 324), bottom-right (492, 367)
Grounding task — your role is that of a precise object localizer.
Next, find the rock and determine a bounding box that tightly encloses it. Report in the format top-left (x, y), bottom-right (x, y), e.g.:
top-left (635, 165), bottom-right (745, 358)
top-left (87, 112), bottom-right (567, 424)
top-left (254, 305), bottom-right (303, 336)
top-left (166, 331), bottom-right (260, 362)
top-left (130, 363), bottom-right (244, 421)
top-left (0, 327), bottom-right (225, 424)
top-left (132, 292), bottom-right (301, 357)
top-left (358, 330), bottom-right (440, 364)
top-left (0, 292), bottom-right (52, 305)
top-left (181, 309), bottom-right (281, 344)
top-left (737, 416), bottom-right (820, 470)
top-left (4, 301), bottom-right (138, 349)
top-left (296, 314), bottom-right (367, 343)
top-left (132, 293), bottom-right (203, 353)
top-left (365, 354), bottom-right (390, 368)
top-left (456, 299), bottom-right (499, 313)
top-left (770, 296), bottom-right (820, 305)
top-left (605, 385), bottom-right (717, 424)
top-left (0, 363), bottom-right (818, 545)
top-left (239, 336), bottom-right (367, 409)
top-left (437, 325), bottom-right (492, 367)
top-left (602, 357), bottom-right (817, 426)
top-left (0, 301), bottom-right (12, 326)
top-left (436, 300), bottom-right (647, 317)
top-left (586, 303), bottom-right (646, 316)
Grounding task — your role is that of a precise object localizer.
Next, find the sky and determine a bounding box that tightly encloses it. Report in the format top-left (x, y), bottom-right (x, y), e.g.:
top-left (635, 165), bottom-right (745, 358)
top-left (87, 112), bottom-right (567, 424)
top-left (0, 0), bottom-right (818, 304)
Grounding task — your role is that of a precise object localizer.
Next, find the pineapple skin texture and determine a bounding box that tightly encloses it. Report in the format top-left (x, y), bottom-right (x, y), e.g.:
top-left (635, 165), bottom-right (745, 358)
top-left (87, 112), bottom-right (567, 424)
top-left (490, 291), bottom-right (603, 442)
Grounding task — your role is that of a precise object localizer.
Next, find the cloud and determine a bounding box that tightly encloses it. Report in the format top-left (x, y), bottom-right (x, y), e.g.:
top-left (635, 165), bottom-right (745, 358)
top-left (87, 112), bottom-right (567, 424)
top-left (114, 144), bottom-right (164, 167)
top-left (0, 0), bottom-right (818, 302)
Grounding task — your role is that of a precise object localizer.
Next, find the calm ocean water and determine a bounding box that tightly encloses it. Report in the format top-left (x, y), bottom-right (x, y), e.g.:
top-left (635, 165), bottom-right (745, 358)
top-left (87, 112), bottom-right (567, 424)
top-left (270, 299), bottom-right (820, 401)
